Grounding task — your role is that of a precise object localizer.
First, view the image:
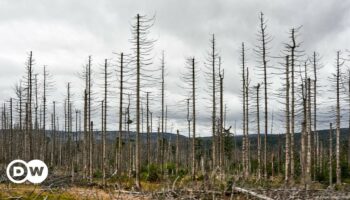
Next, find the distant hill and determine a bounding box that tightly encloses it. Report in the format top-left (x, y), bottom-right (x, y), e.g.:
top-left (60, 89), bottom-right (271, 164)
top-left (49, 128), bottom-right (350, 149)
top-left (199, 127), bottom-right (350, 150)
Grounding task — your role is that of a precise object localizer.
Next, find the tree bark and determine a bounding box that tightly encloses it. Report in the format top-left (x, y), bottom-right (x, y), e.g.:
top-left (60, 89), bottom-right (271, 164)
top-left (256, 84), bottom-right (261, 180)
top-left (285, 56), bottom-right (290, 183)
top-left (336, 51), bottom-right (341, 185)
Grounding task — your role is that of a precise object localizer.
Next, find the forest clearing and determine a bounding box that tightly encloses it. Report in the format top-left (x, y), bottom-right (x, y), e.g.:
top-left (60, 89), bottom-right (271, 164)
top-left (1, 0), bottom-right (350, 199)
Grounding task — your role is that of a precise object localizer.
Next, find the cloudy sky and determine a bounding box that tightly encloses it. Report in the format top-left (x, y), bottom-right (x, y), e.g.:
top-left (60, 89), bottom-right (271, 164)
top-left (0, 0), bottom-right (350, 136)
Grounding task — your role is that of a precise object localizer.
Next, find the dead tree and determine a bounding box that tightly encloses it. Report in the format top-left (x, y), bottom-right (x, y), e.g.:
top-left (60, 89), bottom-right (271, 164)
top-left (335, 51), bottom-right (342, 184)
top-left (289, 29), bottom-right (297, 180)
top-left (348, 69), bottom-right (350, 169)
top-left (34, 74), bottom-right (39, 158)
top-left (181, 57), bottom-right (198, 180)
top-left (42, 66), bottom-right (47, 161)
top-left (176, 129), bottom-right (179, 174)
top-left (42, 66), bottom-right (53, 162)
top-left (255, 13), bottom-right (272, 179)
top-left (284, 55), bottom-right (290, 183)
top-left (102, 58), bottom-right (109, 186)
top-left (66, 83), bottom-right (73, 172)
top-left (282, 26), bottom-right (303, 181)
top-left (329, 123), bottom-right (333, 187)
top-left (146, 92), bottom-right (150, 168)
top-left (312, 52), bottom-right (321, 174)
top-left (241, 42), bottom-right (248, 178)
top-left (25, 51), bottom-right (34, 160)
top-left (161, 52), bottom-right (165, 175)
top-left (101, 100), bottom-right (105, 185)
top-left (255, 83), bottom-right (261, 180)
top-left (1, 103), bottom-right (7, 162)
top-left (306, 78), bottom-right (312, 186)
top-left (191, 58), bottom-right (197, 180)
top-left (126, 94), bottom-right (132, 176)
top-left (301, 81), bottom-right (307, 184)
top-left (51, 101), bottom-right (56, 167)
top-left (90, 120), bottom-right (94, 183)
top-left (187, 98), bottom-right (191, 169)
top-left (9, 98), bottom-right (13, 159)
top-left (80, 56), bottom-right (94, 182)
top-left (245, 67), bottom-right (250, 178)
top-left (83, 90), bottom-right (87, 178)
top-left (218, 57), bottom-right (224, 172)
top-left (130, 14), bottom-right (155, 188)
top-left (80, 56), bottom-right (94, 181)
top-left (204, 34), bottom-right (219, 169)
top-left (15, 82), bottom-right (24, 158)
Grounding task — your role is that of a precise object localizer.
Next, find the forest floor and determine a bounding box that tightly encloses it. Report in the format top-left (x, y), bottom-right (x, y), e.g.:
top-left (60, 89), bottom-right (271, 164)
top-left (2, 182), bottom-right (350, 200)
top-left (1, 174), bottom-right (350, 199)
top-left (0, 184), bottom-right (152, 199)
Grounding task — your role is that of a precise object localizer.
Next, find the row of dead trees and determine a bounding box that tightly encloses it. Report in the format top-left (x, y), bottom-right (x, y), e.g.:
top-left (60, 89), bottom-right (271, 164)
top-left (239, 13), bottom-right (350, 189)
top-left (1, 13), bottom-right (350, 190)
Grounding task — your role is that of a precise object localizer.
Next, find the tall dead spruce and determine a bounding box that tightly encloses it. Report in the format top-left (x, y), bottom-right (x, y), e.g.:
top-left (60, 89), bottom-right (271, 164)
top-left (284, 56), bottom-right (291, 183)
top-left (204, 34), bottom-right (219, 169)
top-left (335, 51), bottom-right (342, 185)
top-left (116, 53), bottom-right (125, 174)
top-left (255, 12), bottom-right (271, 179)
top-left (181, 58), bottom-right (197, 180)
top-left (130, 14), bottom-right (155, 189)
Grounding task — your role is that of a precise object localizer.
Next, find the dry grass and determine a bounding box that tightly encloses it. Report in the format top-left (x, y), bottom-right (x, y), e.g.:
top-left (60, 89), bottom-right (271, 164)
top-left (0, 184), bottom-right (151, 200)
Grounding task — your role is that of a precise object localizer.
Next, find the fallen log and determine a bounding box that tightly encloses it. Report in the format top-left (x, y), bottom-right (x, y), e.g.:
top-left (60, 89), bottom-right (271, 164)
top-left (231, 186), bottom-right (274, 200)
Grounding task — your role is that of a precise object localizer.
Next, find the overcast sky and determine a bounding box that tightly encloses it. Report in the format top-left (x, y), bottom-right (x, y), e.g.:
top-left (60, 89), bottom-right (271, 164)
top-left (0, 0), bottom-right (350, 136)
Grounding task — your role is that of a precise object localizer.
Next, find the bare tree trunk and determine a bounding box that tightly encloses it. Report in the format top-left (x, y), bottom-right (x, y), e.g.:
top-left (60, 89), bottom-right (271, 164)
top-left (9, 98), bottom-right (13, 159)
top-left (51, 101), bottom-right (56, 167)
top-left (285, 56), bottom-right (290, 183)
top-left (306, 78), bottom-right (312, 187)
top-left (27, 51), bottom-right (33, 160)
top-left (43, 66), bottom-right (47, 161)
top-left (87, 56), bottom-right (93, 182)
top-left (278, 132), bottom-right (281, 175)
top-left (176, 129), bottom-right (179, 174)
top-left (191, 58), bottom-right (196, 180)
top-left (117, 53), bottom-right (123, 174)
top-left (245, 67), bottom-right (250, 178)
top-left (127, 96), bottom-right (131, 177)
top-left (256, 84), bottom-right (261, 180)
top-left (187, 98), bottom-right (191, 169)
top-left (101, 100), bottom-right (106, 185)
top-left (313, 52), bottom-right (319, 175)
top-left (102, 59), bottom-right (108, 186)
top-left (336, 51), bottom-right (341, 185)
top-left (219, 62), bottom-right (224, 173)
top-left (83, 91), bottom-right (87, 179)
top-left (241, 43), bottom-right (247, 178)
top-left (290, 29), bottom-right (296, 181)
top-left (34, 74), bottom-right (38, 159)
top-left (67, 83), bottom-right (73, 177)
top-left (301, 82), bottom-right (307, 185)
top-left (258, 13), bottom-right (269, 179)
top-left (210, 35), bottom-right (217, 170)
top-left (348, 69), bottom-right (350, 168)
top-left (157, 126), bottom-right (160, 165)
top-left (89, 121), bottom-right (93, 183)
top-left (135, 14), bottom-right (141, 189)
top-left (161, 52), bottom-right (165, 176)
top-left (146, 92), bottom-right (150, 168)
top-left (329, 123), bottom-right (333, 187)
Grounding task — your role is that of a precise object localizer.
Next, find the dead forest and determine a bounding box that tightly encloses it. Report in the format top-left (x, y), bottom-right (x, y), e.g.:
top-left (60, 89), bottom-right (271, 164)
top-left (1, 12), bottom-right (350, 199)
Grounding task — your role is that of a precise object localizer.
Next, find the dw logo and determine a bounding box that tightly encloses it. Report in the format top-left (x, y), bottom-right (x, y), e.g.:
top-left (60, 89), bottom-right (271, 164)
top-left (6, 159), bottom-right (48, 184)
